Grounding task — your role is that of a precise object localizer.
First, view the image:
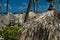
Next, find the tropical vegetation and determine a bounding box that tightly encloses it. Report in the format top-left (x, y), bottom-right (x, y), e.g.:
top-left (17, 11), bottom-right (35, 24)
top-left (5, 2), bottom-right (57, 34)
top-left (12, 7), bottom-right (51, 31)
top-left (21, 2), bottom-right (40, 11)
top-left (0, 25), bottom-right (21, 40)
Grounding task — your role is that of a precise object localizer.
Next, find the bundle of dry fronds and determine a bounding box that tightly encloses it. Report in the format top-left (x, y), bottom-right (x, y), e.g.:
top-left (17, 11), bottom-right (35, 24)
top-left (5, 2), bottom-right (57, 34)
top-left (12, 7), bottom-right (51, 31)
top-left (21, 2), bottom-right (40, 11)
top-left (18, 10), bottom-right (60, 40)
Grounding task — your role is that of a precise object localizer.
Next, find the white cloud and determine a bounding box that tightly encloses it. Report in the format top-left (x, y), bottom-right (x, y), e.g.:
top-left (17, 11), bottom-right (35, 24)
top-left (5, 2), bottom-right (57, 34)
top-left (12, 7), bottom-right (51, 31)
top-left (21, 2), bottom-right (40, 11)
top-left (4, 4), bottom-right (7, 6)
top-left (22, 3), bottom-right (27, 6)
top-left (18, 2), bottom-right (28, 11)
top-left (18, 5), bottom-right (27, 12)
top-left (9, 5), bottom-right (12, 9)
top-left (4, 4), bottom-right (12, 9)
top-left (18, 7), bottom-right (25, 12)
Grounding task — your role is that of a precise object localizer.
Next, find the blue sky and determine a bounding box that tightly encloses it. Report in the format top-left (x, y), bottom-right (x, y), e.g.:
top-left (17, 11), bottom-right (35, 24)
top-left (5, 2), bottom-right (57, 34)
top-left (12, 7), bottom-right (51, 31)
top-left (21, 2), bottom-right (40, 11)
top-left (1, 0), bottom-right (60, 13)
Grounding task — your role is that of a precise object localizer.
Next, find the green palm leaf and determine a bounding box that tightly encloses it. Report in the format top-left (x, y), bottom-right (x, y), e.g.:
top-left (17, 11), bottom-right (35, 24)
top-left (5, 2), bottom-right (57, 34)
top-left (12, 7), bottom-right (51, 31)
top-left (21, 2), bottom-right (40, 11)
top-left (58, 1), bottom-right (60, 5)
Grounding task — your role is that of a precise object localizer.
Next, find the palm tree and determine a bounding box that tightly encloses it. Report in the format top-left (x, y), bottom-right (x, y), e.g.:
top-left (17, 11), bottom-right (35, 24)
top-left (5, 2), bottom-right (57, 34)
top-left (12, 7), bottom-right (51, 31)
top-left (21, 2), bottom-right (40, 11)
top-left (57, 0), bottom-right (60, 11)
top-left (46, 0), bottom-right (55, 10)
top-left (6, 0), bottom-right (8, 14)
top-left (24, 0), bottom-right (39, 23)
top-left (34, 0), bottom-right (39, 13)
top-left (56, 0), bottom-right (60, 11)
top-left (24, 0), bottom-right (33, 23)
